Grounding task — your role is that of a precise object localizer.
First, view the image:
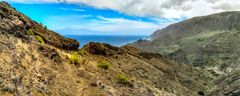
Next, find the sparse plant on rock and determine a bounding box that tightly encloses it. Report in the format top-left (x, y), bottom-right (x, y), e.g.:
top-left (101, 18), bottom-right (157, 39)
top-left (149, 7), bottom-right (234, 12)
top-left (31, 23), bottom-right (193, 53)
top-left (77, 49), bottom-right (87, 55)
top-left (116, 74), bottom-right (132, 86)
top-left (98, 60), bottom-right (111, 70)
top-left (27, 29), bottom-right (34, 35)
top-left (67, 52), bottom-right (81, 65)
top-left (35, 35), bottom-right (45, 44)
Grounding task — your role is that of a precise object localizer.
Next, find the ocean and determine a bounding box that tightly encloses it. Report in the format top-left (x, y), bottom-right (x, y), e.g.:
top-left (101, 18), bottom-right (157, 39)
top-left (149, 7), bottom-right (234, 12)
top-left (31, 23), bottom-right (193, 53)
top-left (65, 35), bottom-right (146, 48)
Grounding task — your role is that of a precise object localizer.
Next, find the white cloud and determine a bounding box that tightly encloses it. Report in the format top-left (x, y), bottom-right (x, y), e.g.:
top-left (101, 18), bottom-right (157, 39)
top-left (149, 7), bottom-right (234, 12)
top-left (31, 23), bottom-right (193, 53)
top-left (3, 0), bottom-right (62, 3)
top-left (5, 0), bottom-right (240, 35)
top-left (60, 7), bottom-right (85, 12)
top-left (5, 0), bottom-right (240, 19)
top-left (84, 16), bottom-right (158, 32)
top-left (46, 15), bottom-right (162, 35)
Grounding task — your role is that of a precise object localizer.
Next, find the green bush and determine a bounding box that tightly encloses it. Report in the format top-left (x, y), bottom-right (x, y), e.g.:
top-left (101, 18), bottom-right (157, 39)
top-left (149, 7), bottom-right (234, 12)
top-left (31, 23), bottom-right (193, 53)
top-left (77, 49), bottom-right (87, 55)
top-left (44, 25), bottom-right (48, 29)
top-left (116, 74), bottom-right (131, 85)
top-left (35, 36), bottom-right (45, 44)
top-left (67, 52), bottom-right (81, 64)
top-left (98, 60), bottom-right (111, 70)
top-left (27, 29), bottom-right (34, 35)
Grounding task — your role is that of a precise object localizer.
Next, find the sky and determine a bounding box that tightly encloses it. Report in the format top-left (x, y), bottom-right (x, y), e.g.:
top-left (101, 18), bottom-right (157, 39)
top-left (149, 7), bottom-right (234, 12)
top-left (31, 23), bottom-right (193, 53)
top-left (3, 0), bottom-right (240, 36)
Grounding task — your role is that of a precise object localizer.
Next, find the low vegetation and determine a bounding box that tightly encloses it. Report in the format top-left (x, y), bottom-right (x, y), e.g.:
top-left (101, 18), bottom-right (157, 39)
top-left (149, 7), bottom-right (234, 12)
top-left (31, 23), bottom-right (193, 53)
top-left (27, 29), bottom-right (45, 44)
top-left (98, 60), bottom-right (111, 70)
top-left (35, 35), bottom-right (45, 44)
top-left (67, 52), bottom-right (81, 65)
top-left (27, 29), bottom-right (34, 35)
top-left (77, 49), bottom-right (87, 55)
top-left (116, 74), bottom-right (131, 86)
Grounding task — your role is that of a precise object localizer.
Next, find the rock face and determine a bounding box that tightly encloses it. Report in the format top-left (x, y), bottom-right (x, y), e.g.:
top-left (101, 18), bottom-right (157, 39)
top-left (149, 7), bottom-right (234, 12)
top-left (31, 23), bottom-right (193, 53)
top-left (0, 1), bottom-right (212, 96)
top-left (130, 11), bottom-right (240, 96)
top-left (83, 42), bottom-right (123, 56)
top-left (0, 2), bottom-right (79, 50)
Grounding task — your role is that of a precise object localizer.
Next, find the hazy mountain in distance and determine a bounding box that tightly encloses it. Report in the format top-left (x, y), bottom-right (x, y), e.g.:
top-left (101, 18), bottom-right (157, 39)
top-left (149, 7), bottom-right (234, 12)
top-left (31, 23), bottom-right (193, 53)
top-left (130, 11), bottom-right (240, 95)
top-left (55, 27), bottom-right (100, 35)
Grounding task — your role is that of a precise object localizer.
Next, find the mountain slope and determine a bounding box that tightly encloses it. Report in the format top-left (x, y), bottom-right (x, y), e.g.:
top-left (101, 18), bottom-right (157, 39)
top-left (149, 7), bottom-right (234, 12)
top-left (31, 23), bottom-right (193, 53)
top-left (0, 2), bottom-right (79, 50)
top-left (130, 11), bottom-right (240, 96)
top-left (0, 1), bottom-right (211, 96)
top-left (150, 11), bottom-right (240, 42)
top-left (131, 11), bottom-right (240, 69)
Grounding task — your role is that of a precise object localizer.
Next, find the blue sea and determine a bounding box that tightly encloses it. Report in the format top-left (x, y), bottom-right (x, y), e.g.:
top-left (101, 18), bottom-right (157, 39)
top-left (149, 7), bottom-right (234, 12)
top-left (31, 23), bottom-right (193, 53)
top-left (65, 35), bottom-right (146, 48)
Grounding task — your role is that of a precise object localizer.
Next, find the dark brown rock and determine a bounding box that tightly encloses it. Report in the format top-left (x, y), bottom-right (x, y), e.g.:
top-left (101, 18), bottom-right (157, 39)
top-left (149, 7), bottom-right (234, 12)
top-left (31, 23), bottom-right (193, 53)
top-left (82, 42), bottom-right (123, 56)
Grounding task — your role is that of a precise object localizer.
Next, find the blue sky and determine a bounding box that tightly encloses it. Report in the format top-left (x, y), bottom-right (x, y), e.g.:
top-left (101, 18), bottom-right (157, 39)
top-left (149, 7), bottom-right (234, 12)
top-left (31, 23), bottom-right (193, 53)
top-left (5, 0), bottom-right (240, 35)
top-left (7, 2), bottom-right (181, 36)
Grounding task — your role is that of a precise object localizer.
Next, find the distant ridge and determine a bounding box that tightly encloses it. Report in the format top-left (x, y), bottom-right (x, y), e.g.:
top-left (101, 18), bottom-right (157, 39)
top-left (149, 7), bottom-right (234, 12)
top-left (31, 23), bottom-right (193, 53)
top-left (130, 11), bottom-right (240, 95)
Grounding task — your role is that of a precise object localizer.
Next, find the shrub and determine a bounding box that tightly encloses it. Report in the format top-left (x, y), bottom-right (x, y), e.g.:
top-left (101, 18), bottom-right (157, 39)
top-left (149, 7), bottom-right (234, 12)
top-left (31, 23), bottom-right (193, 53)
top-left (27, 29), bottom-right (34, 35)
top-left (198, 91), bottom-right (205, 96)
top-left (2, 84), bottom-right (15, 93)
top-left (35, 36), bottom-right (45, 44)
top-left (44, 25), bottom-right (47, 29)
top-left (77, 49), bottom-right (87, 55)
top-left (116, 74), bottom-right (131, 86)
top-left (98, 60), bottom-right (111, 70)
top-left (67, 52), bottom-right (81, 64)
top-left (2, 7), bottom-right (8, 12)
